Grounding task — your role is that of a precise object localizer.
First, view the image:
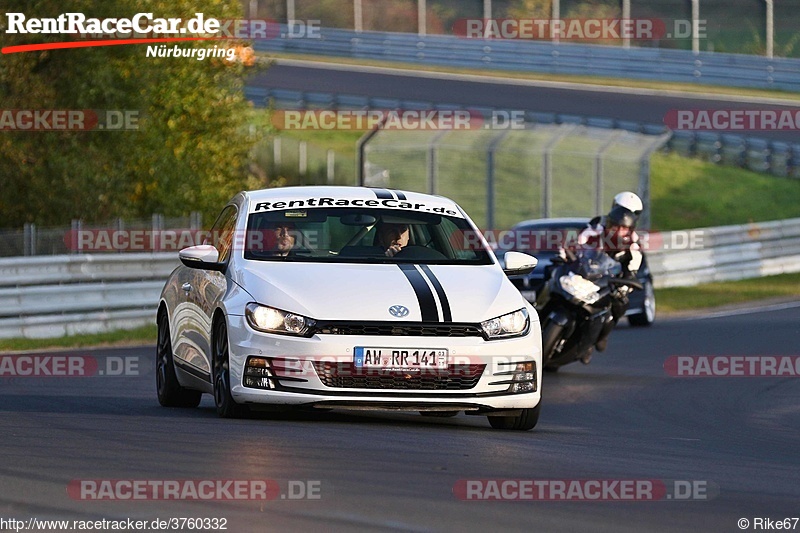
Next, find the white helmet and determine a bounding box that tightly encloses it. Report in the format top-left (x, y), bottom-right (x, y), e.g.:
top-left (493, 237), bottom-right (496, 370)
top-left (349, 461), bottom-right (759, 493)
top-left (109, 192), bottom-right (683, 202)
top-left (611, 191), bottom-right (643, 215)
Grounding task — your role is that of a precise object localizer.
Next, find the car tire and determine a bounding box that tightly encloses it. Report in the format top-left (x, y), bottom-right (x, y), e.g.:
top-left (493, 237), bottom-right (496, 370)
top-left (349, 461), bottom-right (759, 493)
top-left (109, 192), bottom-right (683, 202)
top-left (213, 319), bottom-right (249, 419)
top-left (487, 403), bottom-right (541, 431)
top-left (541, 321), bottom-right (565, 369)
top-left (156, 312), bottom-right (202, 408)
top-left (628, 280), bottom-right (656, 327)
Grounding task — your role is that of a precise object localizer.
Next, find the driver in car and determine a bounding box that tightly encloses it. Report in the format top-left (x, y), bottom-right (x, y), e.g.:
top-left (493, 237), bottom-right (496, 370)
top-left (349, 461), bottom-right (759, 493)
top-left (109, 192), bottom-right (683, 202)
top-left (376, 222), bottom-right (410, 257)
top-left (263, 221), bottom-right (297, 257)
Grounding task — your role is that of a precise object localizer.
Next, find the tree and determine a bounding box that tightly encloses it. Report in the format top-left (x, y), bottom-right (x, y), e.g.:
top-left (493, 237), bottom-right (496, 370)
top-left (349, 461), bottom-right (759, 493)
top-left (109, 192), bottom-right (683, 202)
top-left (0, 0), bottom-right (257, 226)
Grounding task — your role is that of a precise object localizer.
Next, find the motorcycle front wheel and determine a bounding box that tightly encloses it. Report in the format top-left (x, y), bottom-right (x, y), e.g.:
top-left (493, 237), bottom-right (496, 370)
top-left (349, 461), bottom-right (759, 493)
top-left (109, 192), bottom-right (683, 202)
top-left (541, 322), bottom-right (566, 372)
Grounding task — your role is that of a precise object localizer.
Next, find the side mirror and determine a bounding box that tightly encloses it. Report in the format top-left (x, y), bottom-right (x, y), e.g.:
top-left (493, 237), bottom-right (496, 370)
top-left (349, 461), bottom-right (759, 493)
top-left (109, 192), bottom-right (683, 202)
top-left (179, 245), bottom-right (226, 272)
top-left (502, 251), bottom-right (538, 276)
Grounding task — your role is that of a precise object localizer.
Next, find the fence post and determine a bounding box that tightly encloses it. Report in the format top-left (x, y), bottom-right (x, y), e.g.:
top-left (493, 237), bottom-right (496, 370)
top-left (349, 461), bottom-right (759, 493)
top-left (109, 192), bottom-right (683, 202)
top-left (637, 132), bottom-right (672, 230)
top-left (152, 213), bottom-right (164, 252)
top-left (356, 114), bottom-right (389, 185)
top-left (190, 211), bottom-right (202, 231)
top-left (354, 0), bottom-right (363, 32)
top-left (273, 136), bottom-right (282, 169)
top-left (552, 0), bottom-right (560, 44)
top-left (765, 0), bottom-right (774, 59)
top-left (71, 219), bottom-right (82, 255)
top-left (327, 149), bottom-right (335, 184)
top-left (486, 130), bottom-right (511, 230)
top-left (299, 140), bottom-right (308, 177)
top-left (594, 130), bottom-right (624, 216)
top-left (427, 130), bottom-right (448, 195)
top-left (418, 0), bottom-right (427, 36)
top-left (23, 222), bottom-right (37, 256)
top-left (541, 124), bottom-right (577, 218)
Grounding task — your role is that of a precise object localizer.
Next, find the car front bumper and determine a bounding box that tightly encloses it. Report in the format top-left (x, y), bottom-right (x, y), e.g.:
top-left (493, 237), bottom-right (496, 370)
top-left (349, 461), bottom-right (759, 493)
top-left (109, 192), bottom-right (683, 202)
top-left (226, 315), bottom-right (542, 411)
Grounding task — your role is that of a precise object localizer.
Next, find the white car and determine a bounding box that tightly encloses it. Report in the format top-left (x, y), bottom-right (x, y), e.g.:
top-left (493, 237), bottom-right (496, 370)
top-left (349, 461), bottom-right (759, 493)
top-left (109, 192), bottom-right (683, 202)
top-left (157, 186), bottom-right (542, 430)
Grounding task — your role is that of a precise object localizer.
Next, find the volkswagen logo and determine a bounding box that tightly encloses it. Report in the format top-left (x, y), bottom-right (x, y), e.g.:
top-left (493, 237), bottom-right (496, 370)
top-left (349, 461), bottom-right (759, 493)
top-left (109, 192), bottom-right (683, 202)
top-left (388, 305), bottom-right (410, 318)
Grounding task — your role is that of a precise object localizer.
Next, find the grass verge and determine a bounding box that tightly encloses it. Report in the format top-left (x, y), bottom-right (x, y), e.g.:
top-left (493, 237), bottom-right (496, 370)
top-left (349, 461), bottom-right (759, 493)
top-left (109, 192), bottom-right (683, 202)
top-left (650, 153), bottom-right (800, 230)
top-left (0, 324), bottom-right (157, 353)
top-left (655, 272), bottom-right (800, 312)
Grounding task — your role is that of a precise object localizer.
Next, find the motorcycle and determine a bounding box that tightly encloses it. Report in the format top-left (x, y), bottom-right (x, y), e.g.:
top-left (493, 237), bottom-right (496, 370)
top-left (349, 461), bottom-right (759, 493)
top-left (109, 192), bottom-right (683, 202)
top-left (536, 248), bottom-right (642, 372)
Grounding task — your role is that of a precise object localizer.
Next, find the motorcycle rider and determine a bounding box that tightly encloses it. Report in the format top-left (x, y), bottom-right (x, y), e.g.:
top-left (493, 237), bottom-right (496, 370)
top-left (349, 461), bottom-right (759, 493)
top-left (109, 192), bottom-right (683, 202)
top-left (575, 192), bottom-right (644, 356)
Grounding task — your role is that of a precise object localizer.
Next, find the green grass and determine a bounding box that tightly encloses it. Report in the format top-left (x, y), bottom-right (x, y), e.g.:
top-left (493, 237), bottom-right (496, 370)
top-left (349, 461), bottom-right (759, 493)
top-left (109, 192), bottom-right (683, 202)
top-left (656, 272), bottom-right (800, 312)
top-left (650, 153), bottom-right (800, 230)
top-left (0, 324), bottom-right (157, 353)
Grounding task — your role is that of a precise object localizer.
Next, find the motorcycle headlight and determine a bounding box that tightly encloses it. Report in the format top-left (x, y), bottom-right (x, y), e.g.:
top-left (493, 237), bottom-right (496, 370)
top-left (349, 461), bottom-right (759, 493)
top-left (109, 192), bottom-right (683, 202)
top-left (559, 273), bottom-right (601, 304)
top-left (481, 308), bottom-right (530, 340)
top-left (245, 303), bottom-right (316, 337)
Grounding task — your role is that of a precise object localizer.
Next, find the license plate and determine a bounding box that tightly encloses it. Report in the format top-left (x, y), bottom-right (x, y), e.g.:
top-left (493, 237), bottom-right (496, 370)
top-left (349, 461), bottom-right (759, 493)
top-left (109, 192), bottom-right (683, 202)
top-left (354, 347), bottom-right (448, 370)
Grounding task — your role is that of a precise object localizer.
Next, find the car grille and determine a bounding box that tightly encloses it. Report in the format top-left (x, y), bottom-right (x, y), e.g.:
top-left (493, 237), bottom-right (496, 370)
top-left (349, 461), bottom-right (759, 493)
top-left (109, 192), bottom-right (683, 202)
top-left (313, 362), bottom-right (486, 390)
top-left (313, 321), bottom-right (485, 338)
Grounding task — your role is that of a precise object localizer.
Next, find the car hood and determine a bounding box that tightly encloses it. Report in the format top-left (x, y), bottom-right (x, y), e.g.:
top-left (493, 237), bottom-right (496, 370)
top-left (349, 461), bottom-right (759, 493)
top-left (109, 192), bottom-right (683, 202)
top-left (235, 261), bottom-right (526, 323)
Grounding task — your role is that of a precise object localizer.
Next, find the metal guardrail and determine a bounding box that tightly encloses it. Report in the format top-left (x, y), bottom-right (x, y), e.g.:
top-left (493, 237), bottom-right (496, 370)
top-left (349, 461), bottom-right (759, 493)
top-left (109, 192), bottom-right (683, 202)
top-left (0, 254), bottom-right (179, 339)
top-left (2, 219), bottom-right (800, 338)
top-left (246, 86), bottom-right (800, 179)
top-left (253, 26), bottom-right (800, 92)
top-left (648, 218), bottom-right (800, 288)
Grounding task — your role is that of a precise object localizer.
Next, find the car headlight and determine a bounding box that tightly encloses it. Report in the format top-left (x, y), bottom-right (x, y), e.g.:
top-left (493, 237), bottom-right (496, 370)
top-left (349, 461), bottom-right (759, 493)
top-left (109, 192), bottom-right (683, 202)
top-left (245, 303), bottom-right (316, 337)
top-left (559, 272), bottom-right (601, 304)
top-left (481, 308), bottom-right (530, 340)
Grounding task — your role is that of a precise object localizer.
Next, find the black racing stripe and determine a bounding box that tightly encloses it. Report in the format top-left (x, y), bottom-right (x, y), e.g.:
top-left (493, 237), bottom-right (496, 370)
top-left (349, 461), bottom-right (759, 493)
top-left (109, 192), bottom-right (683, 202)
top-left (371, 188), bottom-right (394, 200)
top-left (394, 191), bottom-right (407, 200)
top-left (398, 264), bottom-right (439, 322)
top-left (419, 264), bottom-right (452, 322)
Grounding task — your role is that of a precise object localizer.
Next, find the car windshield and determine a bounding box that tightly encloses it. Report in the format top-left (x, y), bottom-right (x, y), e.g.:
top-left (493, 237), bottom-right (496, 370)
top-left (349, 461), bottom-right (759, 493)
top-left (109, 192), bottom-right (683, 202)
top-left (501, 225), bottom-right (584, 254)
top-left (243, 207), bottom-right (493, 265)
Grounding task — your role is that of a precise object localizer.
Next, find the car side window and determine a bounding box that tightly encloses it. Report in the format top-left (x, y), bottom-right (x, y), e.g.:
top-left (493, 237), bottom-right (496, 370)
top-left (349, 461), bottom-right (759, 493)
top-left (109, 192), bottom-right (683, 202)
top-left (210, 205), bottom-right (238, 263)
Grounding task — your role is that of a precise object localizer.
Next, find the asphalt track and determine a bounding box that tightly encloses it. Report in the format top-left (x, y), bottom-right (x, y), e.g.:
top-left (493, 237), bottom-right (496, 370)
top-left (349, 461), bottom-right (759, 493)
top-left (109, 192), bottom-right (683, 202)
top-left (1, 305), bottom-right (798, 532)
top-left (249, 61), bottom-right (800, 143)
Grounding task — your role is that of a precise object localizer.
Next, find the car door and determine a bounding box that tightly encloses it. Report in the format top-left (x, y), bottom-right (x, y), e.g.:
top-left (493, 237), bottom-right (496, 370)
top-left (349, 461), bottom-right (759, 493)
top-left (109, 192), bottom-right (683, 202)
top-left (173, 205), bottom-right (237, 378)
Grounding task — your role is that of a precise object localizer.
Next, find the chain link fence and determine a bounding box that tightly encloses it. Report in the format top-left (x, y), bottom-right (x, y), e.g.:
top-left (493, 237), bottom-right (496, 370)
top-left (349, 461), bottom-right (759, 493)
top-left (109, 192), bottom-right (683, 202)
top-left (245, 0), bottom-right (799, 56)
top-left (361, 123), bottom-right (670, 229)
top-left (0, 214), bottom-right (203, 257)
top-left (254, 135), bottom-right (356, 186)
